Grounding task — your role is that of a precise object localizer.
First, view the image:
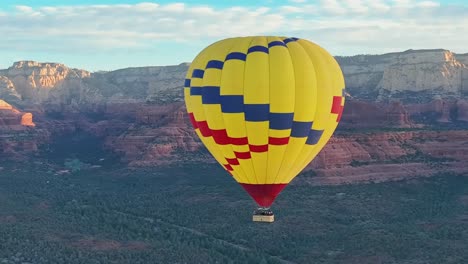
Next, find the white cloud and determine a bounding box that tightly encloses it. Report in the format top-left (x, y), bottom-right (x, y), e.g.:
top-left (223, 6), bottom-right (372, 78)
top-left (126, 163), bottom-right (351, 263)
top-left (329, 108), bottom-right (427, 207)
top-left (366, 0), bottom-right (391, 13)
top-left (160, 3), bottom-right (185, 12)
top-left (0, 1), bottom-right (466, 57)
top-left (321, 0), bottom-right (347, 15)
top-left (134, 2), bottom-right (160, 12)
top-left (15, 5), bottom-right (33, 13)
top-left (289, 0), bottom-right (307, 3)
top-left (343, 0), bottom-right (369, 14)
top-left (280, 5), bottom-right (305, 13)
top-left (416, 1), bottom-right (440, 8)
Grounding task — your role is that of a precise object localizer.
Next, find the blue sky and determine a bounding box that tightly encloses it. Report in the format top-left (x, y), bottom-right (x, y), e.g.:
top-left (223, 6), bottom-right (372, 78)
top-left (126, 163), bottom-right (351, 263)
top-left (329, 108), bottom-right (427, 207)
top-left (1, 0), bottom-right (467, 71)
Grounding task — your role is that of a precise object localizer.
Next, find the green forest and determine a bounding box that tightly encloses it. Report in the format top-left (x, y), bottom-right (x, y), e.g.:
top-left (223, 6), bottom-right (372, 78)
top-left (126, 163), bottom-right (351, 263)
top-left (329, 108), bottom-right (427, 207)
top-left (0, 161), bottom-right (467, 264)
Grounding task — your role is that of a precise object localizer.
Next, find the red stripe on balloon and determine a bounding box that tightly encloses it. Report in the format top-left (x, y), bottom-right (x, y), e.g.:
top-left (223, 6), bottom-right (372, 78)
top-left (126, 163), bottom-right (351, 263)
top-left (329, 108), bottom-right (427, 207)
top-left (188, 113), bottom-right (198, 129)
top-left (235, 151), bottom-right (251, 159)
top-left (211, 129), bottom-right (229, 144)
top-left (197, 121), bottom-right (211, 137)
top-left (188, 113), bottom-right (249, 145)
top-left (230, 137), bottom-right (249, 145)
top-left (269, 137), bottom-right (290, 145)
top-left (224, 164), bottom-right (234, 171)
top-left (331, 96), bottom-right (344, 122)
top-left (240, 183), bottom-right (287, 207)
top-left (226, 158), bottom-right (240, 165)
top-left (249, 144), bottom-right (268, 153)
top-left (188, 113), bottom-right (291, 149)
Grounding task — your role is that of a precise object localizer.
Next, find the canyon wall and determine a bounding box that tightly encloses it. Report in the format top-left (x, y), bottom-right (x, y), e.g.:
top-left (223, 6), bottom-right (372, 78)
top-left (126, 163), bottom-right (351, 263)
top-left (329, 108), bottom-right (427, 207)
top-left (0, 48), bottom-right (467, 184)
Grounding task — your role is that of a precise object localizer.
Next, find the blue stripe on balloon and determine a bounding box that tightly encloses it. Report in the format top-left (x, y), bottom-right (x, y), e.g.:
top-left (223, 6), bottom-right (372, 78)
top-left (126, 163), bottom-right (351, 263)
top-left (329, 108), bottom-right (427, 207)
top-left (268, 41), bottom-right (286, 48)
top-left (206, 60), bottom-right (224, 70)
top-left (190, 87), bottom-right (203, 96)
top-left (220, 96), bottom-right (244, 113)
top-left (192, 69), bottom-right (205, 78)
top-left (245, 104), bottom-right (269, 121)
top-left (184, 79), bottom-right (191, 87)
top-left (283, 38), bottom-right (297, 44)
top-left (248, 46), bottom-right (269, 54)
top-left (291, 121), bottom-right (313, 137)
top-left (202, 86), bottom-right (221, 104)
top-left (226, 52), bottom-right (247, 61)
top-left (306, 129), bottom-right (324, 145)
top-left (269, 113), bottom-right (294, 130)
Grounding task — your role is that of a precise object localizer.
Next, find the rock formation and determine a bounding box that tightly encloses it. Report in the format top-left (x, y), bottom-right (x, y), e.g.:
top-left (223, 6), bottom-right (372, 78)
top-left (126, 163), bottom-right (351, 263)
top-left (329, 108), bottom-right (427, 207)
top-left (90, 64), bottom-right (188, 102)
top-left (0, 99), bottom-right (41, 159)
top-left (1, 49), bottom-right (466, 109)
top-left (336, 49), bottom-right (468, 100)
top-left (0, 48), bottom-right (467, 184)
top-left (0, 61), bottom-right (91, 104)
top-left (0, 61), bottom-right (189, 110)
top-left (377, 50), bottom-right (465, 98)
top-left (340, 99), bottom-right (413, 128)
top-left (0, 76), bottom-right (21, 102)
top-left (105, 103), bottom-right (202, 166)
top-left (457, 99), bottom-right (468, 122)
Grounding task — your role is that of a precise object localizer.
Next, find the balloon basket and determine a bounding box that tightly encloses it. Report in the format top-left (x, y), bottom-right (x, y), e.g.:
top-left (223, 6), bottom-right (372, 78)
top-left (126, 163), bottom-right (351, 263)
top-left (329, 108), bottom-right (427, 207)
top-left (252, 207), bottom-right (274, 223)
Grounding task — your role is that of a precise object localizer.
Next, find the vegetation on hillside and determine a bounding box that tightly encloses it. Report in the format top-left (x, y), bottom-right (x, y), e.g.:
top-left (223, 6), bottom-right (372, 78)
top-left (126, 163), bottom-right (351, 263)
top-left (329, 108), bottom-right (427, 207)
top-left (0, 162), bottom-right (467, 264)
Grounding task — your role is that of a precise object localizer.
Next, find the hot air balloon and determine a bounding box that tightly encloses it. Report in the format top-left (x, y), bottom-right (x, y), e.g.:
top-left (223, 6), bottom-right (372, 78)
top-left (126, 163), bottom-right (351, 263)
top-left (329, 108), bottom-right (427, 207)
top-left (184, 36), bottom-right (345, 222)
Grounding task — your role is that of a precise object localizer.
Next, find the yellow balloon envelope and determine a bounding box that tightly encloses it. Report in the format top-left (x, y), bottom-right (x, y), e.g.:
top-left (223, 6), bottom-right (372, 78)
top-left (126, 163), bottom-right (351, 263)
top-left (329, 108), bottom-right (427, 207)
top-left (184, 36), bottom-right (345, 207)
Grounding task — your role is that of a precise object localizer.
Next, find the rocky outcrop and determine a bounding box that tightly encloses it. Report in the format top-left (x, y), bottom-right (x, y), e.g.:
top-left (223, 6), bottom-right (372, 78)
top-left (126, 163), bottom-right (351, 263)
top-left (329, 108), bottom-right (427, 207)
top-left (0, 61), bottom-right (91, 104)
top-left (2, 49), bottom-right (467, 111)
top-left (0, 100), bottom-right (42, 159)
top-left (0, 76), bottom-right (21, 102)
top-left (336, 49), bottom-right (468, 100)
top-left (89, 64), bottom-right (188, 102)
top-left (0, 61), bottom-right (188, 108)
top-left (105, 103), bottom-right (202, 166)
top-left (302, 130), bottom-right (468, 185)
top-left (377, 50), bottom-right (465, 97)
top-left (0, 51), bottom-right (467, 184)
top-left (404, 98), bottom-right (468, 123)
top-left (20, 113), bottom-right (35, 127)
top-left (308, 130), bottom-right (468, 169)
top-left (0, 99), bottom-right (32, 126)
top-left (457, 100), bottom-right (468, 121)
top-left (340, 99), bottom-right (413, 128)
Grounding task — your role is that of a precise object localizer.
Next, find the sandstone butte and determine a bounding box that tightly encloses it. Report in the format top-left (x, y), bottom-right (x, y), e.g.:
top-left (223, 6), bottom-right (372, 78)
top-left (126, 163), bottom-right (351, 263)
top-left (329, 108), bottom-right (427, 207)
top-left (0, 99), bottom-right (38, 159)
top-left (0, 48), bottom-right (467, 185)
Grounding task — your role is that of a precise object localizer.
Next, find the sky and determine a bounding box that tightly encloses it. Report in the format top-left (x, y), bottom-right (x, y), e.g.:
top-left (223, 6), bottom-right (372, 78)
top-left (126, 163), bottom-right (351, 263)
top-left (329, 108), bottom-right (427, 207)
top-left (1, 0), bottom-right (467, 71)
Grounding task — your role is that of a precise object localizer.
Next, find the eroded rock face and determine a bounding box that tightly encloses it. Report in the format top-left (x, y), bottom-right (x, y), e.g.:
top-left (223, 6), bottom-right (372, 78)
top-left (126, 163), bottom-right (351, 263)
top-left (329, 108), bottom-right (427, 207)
top-left (0, 61), bottom-right (189, 108)
top-left (340, 99), bottom-right (413, 128)
top-left (457, 99), bottom-right (468, 122)
top-left (0, 52), bottom-right (467, 184)
top-left (404, 98), bottom-right (468, 123)
top-left (0, 76), bottom-right (21, 102)
top-left (377, 50), bottom-right (465, 96)
top-left (21, 113), bottom-right (35, 127)
top-left (0, 99), bottom-right (25, 125)
top-left (105, 103), bottom-right (202, 166)
top-left (2, 49), bottom-right (467, 111)
top-left (337, 49), bottom-right (468, 100)
top-left (0, 100), bottom-right (41, 158)
top-left (0, 61), bottom-right (91, 104)
top-left (92, 64), bottom-right (188, 101)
